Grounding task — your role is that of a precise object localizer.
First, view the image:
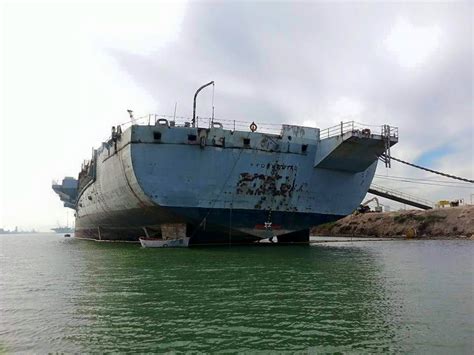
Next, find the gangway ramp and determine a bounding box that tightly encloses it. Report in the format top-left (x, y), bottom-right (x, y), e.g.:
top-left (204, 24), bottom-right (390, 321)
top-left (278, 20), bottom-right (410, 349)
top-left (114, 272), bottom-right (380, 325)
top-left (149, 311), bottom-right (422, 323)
top-left (368, 183), bottom-right (433, 210)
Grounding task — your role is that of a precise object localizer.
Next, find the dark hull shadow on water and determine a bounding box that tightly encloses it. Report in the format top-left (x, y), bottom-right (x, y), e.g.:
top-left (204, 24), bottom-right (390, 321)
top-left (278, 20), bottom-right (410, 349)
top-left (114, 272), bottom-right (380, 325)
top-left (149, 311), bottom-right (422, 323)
top-left (1, 234), bottom-right (472, 353)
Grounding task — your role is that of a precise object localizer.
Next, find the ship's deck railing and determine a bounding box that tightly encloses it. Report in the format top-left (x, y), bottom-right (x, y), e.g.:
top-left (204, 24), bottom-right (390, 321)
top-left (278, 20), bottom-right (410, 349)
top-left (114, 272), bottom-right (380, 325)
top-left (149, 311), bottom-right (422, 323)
top-left (118, 114), bottom-right (289, 135)
top-left (319, 121), bottom-right (399, 140)
top-left (117, 115), bottom-right (399, 140)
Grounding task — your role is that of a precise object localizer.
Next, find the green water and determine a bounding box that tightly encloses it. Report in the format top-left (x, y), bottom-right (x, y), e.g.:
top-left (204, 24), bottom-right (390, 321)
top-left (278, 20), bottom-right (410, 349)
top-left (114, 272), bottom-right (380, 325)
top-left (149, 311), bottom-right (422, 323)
top-left (1, 234), bottom-right (473, 353)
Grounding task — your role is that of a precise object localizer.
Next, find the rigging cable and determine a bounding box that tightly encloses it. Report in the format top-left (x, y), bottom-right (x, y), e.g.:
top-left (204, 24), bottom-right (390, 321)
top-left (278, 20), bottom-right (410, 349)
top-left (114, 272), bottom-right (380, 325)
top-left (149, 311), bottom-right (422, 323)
top-left (374, 174), bottom-right (472, 184)
top-left (374, 174), bottom-right (473, 187)
top-left (374, 176), bottom-right (473, 189)
top-left (386, 155), bottom-right (474, 183)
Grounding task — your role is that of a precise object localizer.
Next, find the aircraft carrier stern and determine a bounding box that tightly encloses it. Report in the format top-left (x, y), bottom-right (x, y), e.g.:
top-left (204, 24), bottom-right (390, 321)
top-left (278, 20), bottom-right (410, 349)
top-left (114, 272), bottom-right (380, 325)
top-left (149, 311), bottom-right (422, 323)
top-left (52, 116), bottom-right (398, 245)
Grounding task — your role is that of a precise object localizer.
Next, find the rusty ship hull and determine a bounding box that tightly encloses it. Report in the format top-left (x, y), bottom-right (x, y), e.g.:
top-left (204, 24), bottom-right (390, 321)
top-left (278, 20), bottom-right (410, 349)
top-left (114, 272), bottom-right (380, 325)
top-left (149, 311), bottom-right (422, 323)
top-left (53, 119), bottom-right (398, 244)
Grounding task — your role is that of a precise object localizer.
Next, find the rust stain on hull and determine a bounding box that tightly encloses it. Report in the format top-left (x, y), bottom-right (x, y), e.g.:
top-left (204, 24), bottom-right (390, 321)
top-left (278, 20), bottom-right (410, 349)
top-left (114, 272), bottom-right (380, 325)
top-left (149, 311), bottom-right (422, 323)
top-left (236, 162), bottom-right (299, 211)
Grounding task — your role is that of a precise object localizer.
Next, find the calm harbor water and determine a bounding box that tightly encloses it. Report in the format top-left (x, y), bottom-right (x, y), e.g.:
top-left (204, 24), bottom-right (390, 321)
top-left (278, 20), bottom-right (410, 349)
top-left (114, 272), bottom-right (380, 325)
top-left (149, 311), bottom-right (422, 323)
top-left (1, 234), bottom-right (473, 353)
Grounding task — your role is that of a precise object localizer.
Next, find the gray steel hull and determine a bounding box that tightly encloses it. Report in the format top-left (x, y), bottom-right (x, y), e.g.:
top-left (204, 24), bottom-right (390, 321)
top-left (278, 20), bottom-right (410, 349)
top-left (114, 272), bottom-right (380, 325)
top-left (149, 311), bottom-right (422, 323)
top-left (73, 124), bottom-right (385, 244)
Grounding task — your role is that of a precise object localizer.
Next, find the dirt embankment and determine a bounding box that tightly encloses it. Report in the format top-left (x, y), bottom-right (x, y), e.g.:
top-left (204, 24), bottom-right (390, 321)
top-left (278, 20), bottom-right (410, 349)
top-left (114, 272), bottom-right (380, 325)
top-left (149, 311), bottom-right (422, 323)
top-left (312, 206), bottom-right (474, 239)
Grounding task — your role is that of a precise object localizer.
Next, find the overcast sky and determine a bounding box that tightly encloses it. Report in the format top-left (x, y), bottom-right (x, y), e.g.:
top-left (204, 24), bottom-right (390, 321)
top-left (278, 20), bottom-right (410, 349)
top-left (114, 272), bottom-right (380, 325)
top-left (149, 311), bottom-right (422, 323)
top-left (1, 0), bottom-right (472, 230)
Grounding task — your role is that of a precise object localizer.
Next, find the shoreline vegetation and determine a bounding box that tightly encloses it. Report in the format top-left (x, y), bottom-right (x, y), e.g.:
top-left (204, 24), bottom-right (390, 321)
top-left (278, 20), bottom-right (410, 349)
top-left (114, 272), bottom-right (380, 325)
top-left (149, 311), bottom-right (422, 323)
top-left (312, 206), bottom-right (474, 240)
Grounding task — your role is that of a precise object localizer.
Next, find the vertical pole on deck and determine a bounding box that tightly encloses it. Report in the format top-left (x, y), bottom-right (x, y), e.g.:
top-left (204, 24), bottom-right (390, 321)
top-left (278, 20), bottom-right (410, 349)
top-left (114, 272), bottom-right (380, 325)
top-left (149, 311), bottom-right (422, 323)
top-left (192, 81), bottom-right (214, 127)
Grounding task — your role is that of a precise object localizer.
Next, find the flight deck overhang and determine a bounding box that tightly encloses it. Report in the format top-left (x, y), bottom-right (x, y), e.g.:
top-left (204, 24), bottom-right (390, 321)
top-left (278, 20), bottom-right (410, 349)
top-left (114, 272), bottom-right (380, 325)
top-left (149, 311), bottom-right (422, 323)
top-left (314, 123), bottom-right (398, 173)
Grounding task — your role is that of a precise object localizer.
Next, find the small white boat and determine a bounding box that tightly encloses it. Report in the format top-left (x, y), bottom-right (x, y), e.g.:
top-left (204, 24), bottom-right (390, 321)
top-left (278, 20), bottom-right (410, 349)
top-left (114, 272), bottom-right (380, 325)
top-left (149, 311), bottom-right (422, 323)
top-left (139, 237), bottom-right (190, 248)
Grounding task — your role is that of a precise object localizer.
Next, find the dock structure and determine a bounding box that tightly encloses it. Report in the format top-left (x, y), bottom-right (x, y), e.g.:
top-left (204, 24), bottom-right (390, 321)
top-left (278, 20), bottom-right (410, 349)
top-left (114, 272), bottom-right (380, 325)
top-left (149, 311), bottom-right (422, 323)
top-left (368, 183), bottom-right (433, 210)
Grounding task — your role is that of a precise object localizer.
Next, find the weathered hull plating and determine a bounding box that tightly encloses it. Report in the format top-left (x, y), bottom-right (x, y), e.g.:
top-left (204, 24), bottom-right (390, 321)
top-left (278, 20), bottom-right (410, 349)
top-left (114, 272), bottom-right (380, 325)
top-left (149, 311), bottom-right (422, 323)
top-left (69, 122), bottom-right (393, 244)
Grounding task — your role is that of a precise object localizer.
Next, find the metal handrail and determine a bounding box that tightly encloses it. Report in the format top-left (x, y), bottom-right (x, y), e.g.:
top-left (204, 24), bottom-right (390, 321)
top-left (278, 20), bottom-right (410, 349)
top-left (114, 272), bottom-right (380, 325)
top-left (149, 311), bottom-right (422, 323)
top-left (370, 183), bottom-right (434, 207)
top-left (116, 115), bottom-right (399, 141)
top-left (117, 114), bottom-right (287, 135)
top-left (319, 121), bottom-right (399, 140)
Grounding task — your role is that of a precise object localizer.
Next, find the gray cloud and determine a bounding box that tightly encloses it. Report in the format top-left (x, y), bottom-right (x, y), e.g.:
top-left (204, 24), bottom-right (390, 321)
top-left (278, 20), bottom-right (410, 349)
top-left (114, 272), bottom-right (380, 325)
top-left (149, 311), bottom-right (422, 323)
top-left (109, 1), bottom-right (473, 206)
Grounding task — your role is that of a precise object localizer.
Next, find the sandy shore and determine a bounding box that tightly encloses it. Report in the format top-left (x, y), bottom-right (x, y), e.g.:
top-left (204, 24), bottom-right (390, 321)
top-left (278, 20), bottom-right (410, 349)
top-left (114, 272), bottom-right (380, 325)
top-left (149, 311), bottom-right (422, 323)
top-left (312, 205), bottom-right (474, 239)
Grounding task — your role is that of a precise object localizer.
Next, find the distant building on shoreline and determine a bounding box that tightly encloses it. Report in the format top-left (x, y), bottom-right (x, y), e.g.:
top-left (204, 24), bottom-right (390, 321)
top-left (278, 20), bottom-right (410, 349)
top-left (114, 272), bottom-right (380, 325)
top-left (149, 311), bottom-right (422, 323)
top-left (0, 227), bottom-right (38, 234)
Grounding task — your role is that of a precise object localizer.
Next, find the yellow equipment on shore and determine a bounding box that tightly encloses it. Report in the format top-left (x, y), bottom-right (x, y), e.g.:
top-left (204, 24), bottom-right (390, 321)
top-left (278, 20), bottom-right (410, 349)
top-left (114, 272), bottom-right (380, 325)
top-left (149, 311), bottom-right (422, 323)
top-left (436, 199), bottom-right (464, 208)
